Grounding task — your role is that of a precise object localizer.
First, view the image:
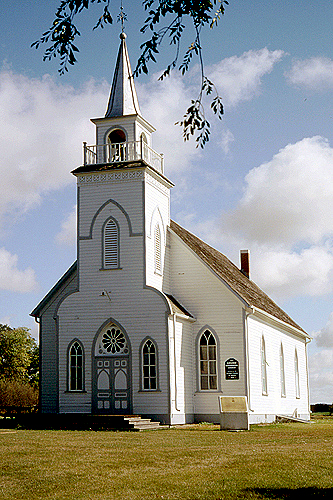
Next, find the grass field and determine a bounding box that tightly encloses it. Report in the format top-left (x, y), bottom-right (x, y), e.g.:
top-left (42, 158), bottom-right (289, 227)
top-left (0, 416), bottom-right (332, 500)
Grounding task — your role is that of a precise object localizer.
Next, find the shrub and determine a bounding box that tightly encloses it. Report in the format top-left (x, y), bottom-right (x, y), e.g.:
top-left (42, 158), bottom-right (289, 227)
top-left (0, 379), bottom-right (38, 412)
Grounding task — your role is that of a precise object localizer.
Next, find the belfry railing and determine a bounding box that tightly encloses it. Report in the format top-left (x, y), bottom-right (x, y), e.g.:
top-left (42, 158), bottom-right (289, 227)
top-left (83, 140), bottom-right (164, 174)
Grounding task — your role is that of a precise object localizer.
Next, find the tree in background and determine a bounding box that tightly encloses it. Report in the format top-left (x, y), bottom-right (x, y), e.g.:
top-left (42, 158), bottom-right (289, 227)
top-left (0, 325), bottom-right (39, 410)
top-left (32, 0), bottom-right (228, 147)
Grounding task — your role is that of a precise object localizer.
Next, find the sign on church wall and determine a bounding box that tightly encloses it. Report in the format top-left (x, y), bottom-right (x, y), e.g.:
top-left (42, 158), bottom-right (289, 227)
top-left (225, 358), bottom-right (239, 380)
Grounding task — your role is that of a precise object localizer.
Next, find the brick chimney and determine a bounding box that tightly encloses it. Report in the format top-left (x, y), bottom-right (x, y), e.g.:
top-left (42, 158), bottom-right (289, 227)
top-left (240, 250), bottom-right (250, 278)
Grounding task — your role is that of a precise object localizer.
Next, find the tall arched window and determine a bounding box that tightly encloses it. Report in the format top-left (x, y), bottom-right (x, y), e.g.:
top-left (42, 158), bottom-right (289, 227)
top-left (261, 336), bottom-right (268, 395)
top-left (199, 330), bottom-right (217, 390)
top-left (295, 348), bottom-right (300, 398)
top-left (154, 223), bottom-right (162, 273)
top-left (142, 339), bottom-right (157, 390)
top-left (103, 218), bottom-right (119, 269)
top-left (69, 341), bottom-right (84, 391)
top-left (280, 343), bottom-right (286, 397)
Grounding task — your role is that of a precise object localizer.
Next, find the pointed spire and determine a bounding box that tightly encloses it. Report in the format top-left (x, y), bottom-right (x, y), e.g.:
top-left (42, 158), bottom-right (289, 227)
top-left (105, 33), bottom-right (141, 118)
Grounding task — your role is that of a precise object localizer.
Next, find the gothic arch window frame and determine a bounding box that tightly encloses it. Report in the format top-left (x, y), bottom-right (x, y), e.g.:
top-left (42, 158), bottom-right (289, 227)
top-left (67, 339), bottom-right (85, 392)
top-left (139, 337), bottom-right (160, 392)
top-left (196, 327), bottom-right (220, 392)
top-left (154, 223), bottom-right (162, 274)
top-left (102, 216), bottom-right (120, 270)
top-left (294, 348), bottom-right (300, 399)
top-left (94, 321), bottom-right (130, 357)
top-left (261, 335), bottom-right (268, 396)
top-left (280, 342), bottom-right (286, 397)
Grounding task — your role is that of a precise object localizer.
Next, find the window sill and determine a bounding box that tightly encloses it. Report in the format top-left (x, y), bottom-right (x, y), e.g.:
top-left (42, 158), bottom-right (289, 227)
top-left (100, 267), bottom-right (122, 271)
top-left (65, 390), bottom-right (87, 394)
top-left (138, 390), bottom-right (161, 393)
top-left (195, 390), bottom-right (223, 394)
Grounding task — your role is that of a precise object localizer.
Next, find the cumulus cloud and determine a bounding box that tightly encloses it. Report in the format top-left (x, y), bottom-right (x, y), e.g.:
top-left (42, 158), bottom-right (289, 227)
top-left (309, 348), bottom-right (333, 403)
top-left (314, 312), bottom-right (333, 348)
top-left (0, 247), bottom-right (38, 292)
top-left (207, 48), bottom-right (284, 107)
top-left (286, 57), bottom-right (333, 90)
top-left (223, 136), bottom-right (333, 246)
top-left (55, 205), bottom-right (77, 246)
top-left (251, 245), bottom-right (333, 299)
top-left (137, 72), bottom-right (200, 173)
top-left (0, 68), bottom-right (108, 228)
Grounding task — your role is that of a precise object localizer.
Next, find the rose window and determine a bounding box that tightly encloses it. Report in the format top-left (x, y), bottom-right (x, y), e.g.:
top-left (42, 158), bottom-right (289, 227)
top-left (100, 327), bottom-right (128, 355)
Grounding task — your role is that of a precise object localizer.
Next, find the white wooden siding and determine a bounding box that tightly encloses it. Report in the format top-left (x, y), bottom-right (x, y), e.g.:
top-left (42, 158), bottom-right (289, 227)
top-left (57, 168), bottom-right (171, 418)
top-left (169, 230), bottom-right (247, 421)
top-left (247, 314), bottom-right (310, 422)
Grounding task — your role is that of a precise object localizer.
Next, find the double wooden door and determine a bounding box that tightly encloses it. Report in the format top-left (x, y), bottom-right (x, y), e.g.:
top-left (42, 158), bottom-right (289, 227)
top-left (93, 356), bottom-right (130, 414)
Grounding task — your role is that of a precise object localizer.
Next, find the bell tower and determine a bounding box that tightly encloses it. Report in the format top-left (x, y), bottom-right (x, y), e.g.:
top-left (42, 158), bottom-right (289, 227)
top-left (72, 32), bottom-right (173, 292)
top-left (88, 32), bottom-right (157, 167)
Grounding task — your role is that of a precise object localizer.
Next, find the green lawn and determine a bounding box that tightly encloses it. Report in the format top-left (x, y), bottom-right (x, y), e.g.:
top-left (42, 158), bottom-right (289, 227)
top-left (1, 416), bottom-right (332, 500)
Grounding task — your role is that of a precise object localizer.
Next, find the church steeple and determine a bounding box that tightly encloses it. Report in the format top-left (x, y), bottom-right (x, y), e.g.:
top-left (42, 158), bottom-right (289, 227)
top-left (105, 32), bottom-right (141, 118)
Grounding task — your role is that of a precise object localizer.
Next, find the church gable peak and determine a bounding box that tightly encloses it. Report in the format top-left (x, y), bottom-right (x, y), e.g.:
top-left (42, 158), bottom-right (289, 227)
top-left (105, 32), bottom-right (141, 118)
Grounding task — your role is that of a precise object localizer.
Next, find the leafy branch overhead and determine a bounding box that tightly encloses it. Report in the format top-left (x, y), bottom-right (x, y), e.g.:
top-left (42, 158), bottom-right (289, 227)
top-left (32, 0), bottom-right (229, 147)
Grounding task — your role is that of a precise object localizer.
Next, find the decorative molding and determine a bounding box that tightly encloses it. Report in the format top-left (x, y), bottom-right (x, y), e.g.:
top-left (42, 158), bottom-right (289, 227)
top-left (78, 170), bottom-right (144, 184)
top-left (145, 172), bottom-right (169, 195)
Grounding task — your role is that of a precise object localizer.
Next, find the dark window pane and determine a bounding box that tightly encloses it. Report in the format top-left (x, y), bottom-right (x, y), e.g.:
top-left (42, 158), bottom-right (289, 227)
top-left (210, 376), bottom-right (217, 390)
top-left (201, 360), bottom-right (208, 375)
top-left (200, 345), bottom-right (208, 360)
top-left (201, 375), bottom-right (208, 390)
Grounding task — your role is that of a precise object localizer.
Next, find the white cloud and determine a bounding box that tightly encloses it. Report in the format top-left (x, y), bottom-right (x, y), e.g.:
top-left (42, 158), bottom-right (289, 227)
top-left (314, 312), bottom-right (333, 348)
top-left (286, 57), bottom-right (333, 90)
top-left (56, 205), bottom-right (77, 246)
top-left (207, 48), bottom-right (284, 107)
top-left (309, 349), bottom-right (333, 403)
top-left (219, 129), bottom-right (235, 154)
top-left (223, 136), bottom-right (333, 246)
top-left (251, 245), bottom-right (333, 299)
top-left (137, 73), bottom-right (200, 173)
top-left (0, 247), bottom-right (38, 292)
top-left (0, 68), bottom-right (108, 228)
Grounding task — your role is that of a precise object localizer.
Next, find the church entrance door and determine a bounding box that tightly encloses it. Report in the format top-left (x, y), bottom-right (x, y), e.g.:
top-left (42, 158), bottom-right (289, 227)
top-left (92, 323), bottom-right (131, 414)
top-left (93, 356), bottom-right (130, 414)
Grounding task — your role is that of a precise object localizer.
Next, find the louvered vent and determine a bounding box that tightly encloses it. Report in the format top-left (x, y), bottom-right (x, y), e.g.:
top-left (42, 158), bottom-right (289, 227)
top-left (154, 224), bottom-right (161, 273)
top-left (104, 219), bottom-right (119, 268)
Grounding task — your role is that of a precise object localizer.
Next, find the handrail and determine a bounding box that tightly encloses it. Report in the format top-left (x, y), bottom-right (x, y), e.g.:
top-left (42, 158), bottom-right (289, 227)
top-left (83, 140), bottom-right (164, 174)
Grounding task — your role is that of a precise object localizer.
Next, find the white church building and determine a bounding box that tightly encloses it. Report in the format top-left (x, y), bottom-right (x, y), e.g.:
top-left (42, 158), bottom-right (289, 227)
top-left (31, 33), bottom-right (311, 425)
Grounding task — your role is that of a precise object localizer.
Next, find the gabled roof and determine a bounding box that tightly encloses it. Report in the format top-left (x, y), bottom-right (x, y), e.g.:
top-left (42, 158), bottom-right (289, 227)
top-left (169, 220), bottom-right (306, 333)
top-left (30, 262), bottom-right (78, 318)
top-left (105, 32), bottom-right (141, 118)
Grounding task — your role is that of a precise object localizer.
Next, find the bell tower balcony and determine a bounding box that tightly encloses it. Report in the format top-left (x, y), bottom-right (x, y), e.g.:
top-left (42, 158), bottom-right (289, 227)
top-left (83, 140), bottom-right (164, 174)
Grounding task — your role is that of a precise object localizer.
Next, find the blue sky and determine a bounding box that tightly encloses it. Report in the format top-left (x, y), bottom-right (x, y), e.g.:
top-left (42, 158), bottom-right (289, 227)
top-left (0, 1), bottom-right (332, 403)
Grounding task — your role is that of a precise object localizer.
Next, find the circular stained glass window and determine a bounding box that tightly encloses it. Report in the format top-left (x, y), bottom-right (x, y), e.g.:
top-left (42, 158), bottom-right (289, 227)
top-left (101, 327), bottom-right (128, 354)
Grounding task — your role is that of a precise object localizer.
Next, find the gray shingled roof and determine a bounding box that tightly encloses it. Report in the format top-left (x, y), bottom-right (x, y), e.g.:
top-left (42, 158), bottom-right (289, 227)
top-left (170, 220), bottom-right (305, 333)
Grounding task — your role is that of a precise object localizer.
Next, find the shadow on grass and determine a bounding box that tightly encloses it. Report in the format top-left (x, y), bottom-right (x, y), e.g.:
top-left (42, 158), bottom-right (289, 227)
top-left (243, 487), bottom-right (333, 498)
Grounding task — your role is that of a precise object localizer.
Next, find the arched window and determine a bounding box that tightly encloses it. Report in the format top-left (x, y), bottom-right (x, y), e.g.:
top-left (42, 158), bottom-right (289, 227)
top-left (199, 330), bottom-right (217, 390)
top-left (103, 218), bottom-right (119, 269)
top-left (280, 343), bottom-right (286, 397)
top-left (69, 341), bottom-right (84, 391)
top-left (154, 223), bottom-right (162, 273)
top-left (295, 349), bottom-right (300, 398)
top-left (142, 339), bottom-right (157, 390)
top-left (108, 129), bottom-right (126, 162)
top-left (261, 336), bottom-right (268, 395)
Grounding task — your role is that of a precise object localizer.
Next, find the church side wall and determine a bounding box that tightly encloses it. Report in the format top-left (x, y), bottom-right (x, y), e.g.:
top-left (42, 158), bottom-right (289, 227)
top-left (247, 315), bottom-right (310, 423)
top-left (169, 231), bottom-right (247, 423)
top-left (38, 271), bottom-right (78, 413)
